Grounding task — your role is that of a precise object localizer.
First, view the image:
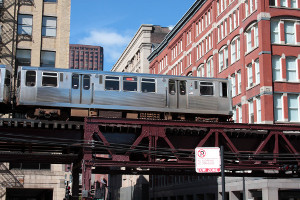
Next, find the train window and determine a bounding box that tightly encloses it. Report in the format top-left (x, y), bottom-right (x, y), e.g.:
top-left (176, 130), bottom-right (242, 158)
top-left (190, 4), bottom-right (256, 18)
top-left (200, 82), bottom-right (214, 96)
top-left (83, 75), bottom-right (90, 90)
top-left (169, 80), bottom-right (176, 95)
top-left (179, 81), bottom-right (186, 95)
top-left (42, 72), bottom-right (57, 87)
top-left (72, 74), bottom-right (79, 89)
top-left (105, 76), bottom-right (119, 91)
top-left (99, 75), bottom-right (103, 84)
top-left (5, 70), bottom-right (11, 86)
top-left (141, 78), bottom-right (155, 93)
top-left (220, 82), bottom-right (228, 97)
top-left (25, 71), bottom-right (36, 87)
top-left (123, 77), bottom-right (137, 91)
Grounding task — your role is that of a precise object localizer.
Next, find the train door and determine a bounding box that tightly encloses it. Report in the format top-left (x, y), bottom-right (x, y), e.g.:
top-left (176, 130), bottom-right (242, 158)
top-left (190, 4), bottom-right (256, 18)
top-left (168, 79), bottom-right (187, 109)
top-left (71, 74), bottom-right (92, 105)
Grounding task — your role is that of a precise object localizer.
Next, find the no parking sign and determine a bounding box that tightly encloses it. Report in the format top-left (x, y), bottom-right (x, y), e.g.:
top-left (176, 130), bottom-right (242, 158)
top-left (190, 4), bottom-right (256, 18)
top-left (195, 147), bottom-right (221, 173)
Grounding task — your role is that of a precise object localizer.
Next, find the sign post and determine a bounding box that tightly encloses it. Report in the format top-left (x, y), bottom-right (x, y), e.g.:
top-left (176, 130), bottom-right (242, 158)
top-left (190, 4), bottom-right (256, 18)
top-left (195, 147), bottom-right (221, 173)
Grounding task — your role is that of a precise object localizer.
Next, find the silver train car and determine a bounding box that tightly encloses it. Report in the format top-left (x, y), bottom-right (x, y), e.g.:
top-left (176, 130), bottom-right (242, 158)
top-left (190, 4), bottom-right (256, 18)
top-left (16, 66), bottom-right (232, 120)
top-left (0, 65), bottom-right (12, 110)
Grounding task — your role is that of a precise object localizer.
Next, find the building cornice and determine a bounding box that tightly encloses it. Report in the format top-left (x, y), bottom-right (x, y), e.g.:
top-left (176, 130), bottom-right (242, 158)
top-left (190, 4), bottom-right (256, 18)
top-left (148, 0), bottom-right (207, 62)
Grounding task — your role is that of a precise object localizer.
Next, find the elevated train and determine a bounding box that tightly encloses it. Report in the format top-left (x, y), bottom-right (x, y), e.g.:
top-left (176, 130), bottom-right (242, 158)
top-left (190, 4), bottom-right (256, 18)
top-left (0, 65), bottom-right (232, 121)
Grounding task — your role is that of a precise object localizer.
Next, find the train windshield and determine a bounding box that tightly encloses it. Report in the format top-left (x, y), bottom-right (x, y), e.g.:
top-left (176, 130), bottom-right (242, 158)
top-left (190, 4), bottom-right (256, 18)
top-left (25, 71), bottom-right (36, 87)
top-left (200, 82), bottom-right (214, 96)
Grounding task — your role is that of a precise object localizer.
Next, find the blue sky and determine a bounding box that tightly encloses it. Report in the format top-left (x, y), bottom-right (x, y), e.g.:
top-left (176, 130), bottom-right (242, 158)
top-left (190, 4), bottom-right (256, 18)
top-left (70, 0), bottom-right (196, 71)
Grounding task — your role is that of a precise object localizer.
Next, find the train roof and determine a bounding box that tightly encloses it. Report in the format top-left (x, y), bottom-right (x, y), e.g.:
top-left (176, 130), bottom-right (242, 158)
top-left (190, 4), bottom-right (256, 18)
top-left (0, 65), bottom-right (13, 71)
top-left (18, 66), bottom-right (228, 81)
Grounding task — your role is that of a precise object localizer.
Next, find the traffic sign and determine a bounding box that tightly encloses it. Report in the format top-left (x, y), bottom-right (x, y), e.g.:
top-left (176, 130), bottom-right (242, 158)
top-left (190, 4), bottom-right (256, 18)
top-left (195, 147), bottom-right (221, 173)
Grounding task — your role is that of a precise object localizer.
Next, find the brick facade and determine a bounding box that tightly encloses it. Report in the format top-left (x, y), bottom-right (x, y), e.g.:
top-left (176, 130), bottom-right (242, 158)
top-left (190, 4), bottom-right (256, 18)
top-left (69, 44), bottom-right (104, 71)
top-left (148, 0), bottom-right (300, 125)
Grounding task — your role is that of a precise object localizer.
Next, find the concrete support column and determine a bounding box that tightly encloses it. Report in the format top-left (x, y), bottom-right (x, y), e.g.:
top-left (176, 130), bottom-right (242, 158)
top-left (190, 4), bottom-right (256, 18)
top-left (262, 187), bottom-right (278, 200)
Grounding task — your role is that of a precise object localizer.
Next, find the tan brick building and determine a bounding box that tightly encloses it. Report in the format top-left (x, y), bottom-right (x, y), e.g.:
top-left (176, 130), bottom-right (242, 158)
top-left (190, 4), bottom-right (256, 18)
top-left (0, 0), bottom-right (71, 199)
top-left (0, 0), bottom-right (70, 72)
top-left (111, 24), bottom-right (170, 73)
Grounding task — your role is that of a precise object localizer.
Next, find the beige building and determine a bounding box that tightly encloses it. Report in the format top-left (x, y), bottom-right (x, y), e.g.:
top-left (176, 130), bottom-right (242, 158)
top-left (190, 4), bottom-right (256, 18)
top-left (0, 0), bottom-right (70, 72)
top-left (111, 24), bottom-right (170, 73)
top-left (0, 0), bottom-right (71, 199)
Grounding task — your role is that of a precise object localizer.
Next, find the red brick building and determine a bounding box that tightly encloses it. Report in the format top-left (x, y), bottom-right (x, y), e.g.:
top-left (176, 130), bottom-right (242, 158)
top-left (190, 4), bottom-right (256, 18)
top-left (69, 44), bottom-right (103, 71)
top-left (148, 0), bottom-right (300, 124)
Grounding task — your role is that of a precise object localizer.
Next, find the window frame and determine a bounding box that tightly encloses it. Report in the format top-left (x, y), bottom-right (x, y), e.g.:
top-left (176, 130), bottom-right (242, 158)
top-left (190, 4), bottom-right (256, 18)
top-left (200, 81), bottom-right (214, 96)
top-left (17, 14), bottom-right (33, 36)
top-left (42, 16), bottom-right (57, 37)
top-left (123, 76), bottom-right (138, 92)
top-left (42, 72), bottom-right (58, 87)
top-left (141, 78), bottom-right (156, 93)
top-left (105, 76), bottom-right (120, 91)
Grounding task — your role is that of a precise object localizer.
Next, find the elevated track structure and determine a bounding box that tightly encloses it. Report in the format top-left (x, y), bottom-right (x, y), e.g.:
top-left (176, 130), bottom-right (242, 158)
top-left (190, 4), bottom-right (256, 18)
top-left (0, 117), bottom-right (300, 198)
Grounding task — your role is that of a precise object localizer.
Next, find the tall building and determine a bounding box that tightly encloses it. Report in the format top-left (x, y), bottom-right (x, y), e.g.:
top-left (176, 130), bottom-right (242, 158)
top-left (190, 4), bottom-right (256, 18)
top-left (69, 44), bottom-right (104, 71)
top-left (110, 24), bottom-right (170, 200)
top-left (0, 0), bottom-right (70, 72)
top-left (148, 0), bottom-right (300, 199)
top-left (0, 0), bottom-right (71, 199)
top-left (111, 24), bottom-right (170, 73)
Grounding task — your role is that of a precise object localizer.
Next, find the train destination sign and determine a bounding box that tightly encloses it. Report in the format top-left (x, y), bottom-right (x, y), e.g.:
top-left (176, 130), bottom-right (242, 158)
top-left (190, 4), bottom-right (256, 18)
top-left (195, 147), bottom-right (221, 173)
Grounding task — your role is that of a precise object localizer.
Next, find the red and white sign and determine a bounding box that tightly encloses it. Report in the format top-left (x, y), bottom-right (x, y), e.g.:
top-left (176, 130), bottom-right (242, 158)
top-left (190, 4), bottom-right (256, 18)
top-left (195, 147), bottom-right (221, 173)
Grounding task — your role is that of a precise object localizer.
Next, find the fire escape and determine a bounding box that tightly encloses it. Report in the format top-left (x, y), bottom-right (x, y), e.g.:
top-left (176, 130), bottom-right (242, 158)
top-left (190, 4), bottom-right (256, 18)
top-left (0, 163), bottom-right (24, 198)
top-left (0, 0), bottom-right (34, 73)
top-left (0, 0), bottom-right (35, 197)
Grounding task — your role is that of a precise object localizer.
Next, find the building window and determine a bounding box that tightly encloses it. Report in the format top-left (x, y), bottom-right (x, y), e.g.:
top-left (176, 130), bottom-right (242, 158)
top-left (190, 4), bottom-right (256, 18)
top-left (206, 57), bottom-right (213, 77)
top-left (272, 55), bottom-right (281, 81)
top-left (271, 20), bottom-right (279, 43)
top-left (247, 64), bottom-right (253, 87)
top-left (231, 74), bottom-right (236, 97)
top-left (238, 105), bottom-right (242, 123)
top-left (237, 70), bottom-right (241, 94)
top-left (291, 0), bottom-right (297, 7)
top-left (231, 41), bottom-right (236, 63)
top-left (286, 56), bottom-right (297, 82)
top-left (256, 97), bottom-right (261, 123)
top-left (197, 64), bottom-right (204, 77)
top-left (274, 94), bottom-right (283, 122)
top-left (230, 37), bottom-right (240, 64)
top-left (42, 16), bottom-right (57, 37)
top-left (284, 21), bottom-right (295, 44)
top-left (44, 0), bottom-right (57, 2)
top-left (246, 30), bottom-right (252, 52)
top-left (255, 59), bottom-right (260, 84)
top-left (233, 107), bottom-right (237, 122)
top-left (16, 49), bottom-right (31, 66)
top-left (41, 51), bottom-right (56, 67)
top-left (245, 24), bottom-right (258, 53)
top-left (288, 94), bottom-right (299, 122)
top-left (281, 0), bottom-right (288, 6)
top-left (249, 100), bottom-right (254, 123)
top-left (219, 46), bottom-right (228, 72)
top-left (17, 14), bottom-right (33, 35)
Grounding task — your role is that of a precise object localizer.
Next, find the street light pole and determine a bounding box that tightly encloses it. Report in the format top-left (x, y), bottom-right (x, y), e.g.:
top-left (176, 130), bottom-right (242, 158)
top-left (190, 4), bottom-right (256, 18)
top-left (130, 179), bottom-right (133, 200)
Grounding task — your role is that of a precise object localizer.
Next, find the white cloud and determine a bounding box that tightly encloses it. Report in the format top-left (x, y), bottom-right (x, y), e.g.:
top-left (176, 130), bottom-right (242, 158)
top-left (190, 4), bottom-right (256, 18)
top-left (78, 30), bottom-right (133, 69)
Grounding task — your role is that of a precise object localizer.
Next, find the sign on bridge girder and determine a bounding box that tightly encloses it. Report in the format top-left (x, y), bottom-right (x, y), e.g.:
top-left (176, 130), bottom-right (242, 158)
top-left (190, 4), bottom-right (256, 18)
top-left (195, 147), bottom-right (221, 173)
